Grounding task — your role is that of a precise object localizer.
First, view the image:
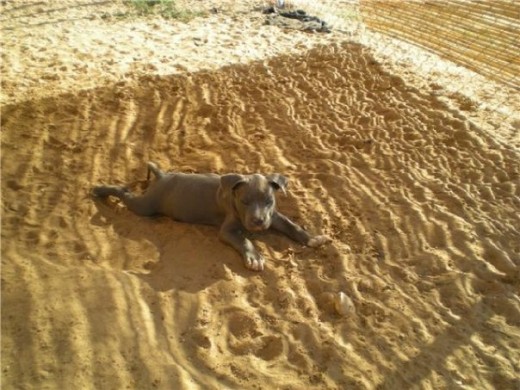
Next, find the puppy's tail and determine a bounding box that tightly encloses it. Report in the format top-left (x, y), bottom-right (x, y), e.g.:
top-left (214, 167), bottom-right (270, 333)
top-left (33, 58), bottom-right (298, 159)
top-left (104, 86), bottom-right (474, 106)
top-left (147, 161), bottom-right (165, 181)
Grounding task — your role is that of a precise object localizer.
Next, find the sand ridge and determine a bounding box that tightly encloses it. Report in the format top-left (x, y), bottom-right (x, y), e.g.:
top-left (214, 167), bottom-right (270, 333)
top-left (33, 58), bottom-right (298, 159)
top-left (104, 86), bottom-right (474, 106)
top-left (2, 40), bottom-right (519, 388)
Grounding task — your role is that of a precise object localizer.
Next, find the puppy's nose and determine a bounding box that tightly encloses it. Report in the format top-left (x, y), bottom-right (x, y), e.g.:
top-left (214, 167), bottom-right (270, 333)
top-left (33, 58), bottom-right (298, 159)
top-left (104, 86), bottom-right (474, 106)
top-left (252, 217), bottom-right (265, 226)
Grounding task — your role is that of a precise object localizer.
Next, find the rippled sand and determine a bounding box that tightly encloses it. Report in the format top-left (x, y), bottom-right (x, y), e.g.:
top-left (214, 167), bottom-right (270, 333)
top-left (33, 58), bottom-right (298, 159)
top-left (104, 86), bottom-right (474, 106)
top-left (2, 2), bottom-right (519, 389)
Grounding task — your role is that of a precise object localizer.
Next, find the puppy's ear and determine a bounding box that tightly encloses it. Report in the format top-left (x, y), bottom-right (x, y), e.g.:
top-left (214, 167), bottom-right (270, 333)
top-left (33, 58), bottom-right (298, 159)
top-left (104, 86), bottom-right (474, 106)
top-left (266, 174), bottom-right (288, 195)
top-left (220, 174), bottom-right (247, 195)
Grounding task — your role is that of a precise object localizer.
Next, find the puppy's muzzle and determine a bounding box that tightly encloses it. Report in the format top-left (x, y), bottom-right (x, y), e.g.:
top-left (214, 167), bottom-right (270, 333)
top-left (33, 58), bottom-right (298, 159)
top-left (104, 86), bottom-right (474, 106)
top-left (247, 216), bottom-right (270, 232)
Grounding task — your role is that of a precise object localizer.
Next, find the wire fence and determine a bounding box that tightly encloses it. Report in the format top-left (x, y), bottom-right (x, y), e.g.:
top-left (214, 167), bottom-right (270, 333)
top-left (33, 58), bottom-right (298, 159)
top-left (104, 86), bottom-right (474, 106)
top-left (360, 0), bottom-right (520, 90)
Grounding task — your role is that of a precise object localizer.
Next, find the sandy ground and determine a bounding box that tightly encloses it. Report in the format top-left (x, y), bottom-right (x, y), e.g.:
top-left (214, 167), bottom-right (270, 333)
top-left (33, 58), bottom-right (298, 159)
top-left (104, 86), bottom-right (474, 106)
top-left (2, 1), bottom-right (520, 389)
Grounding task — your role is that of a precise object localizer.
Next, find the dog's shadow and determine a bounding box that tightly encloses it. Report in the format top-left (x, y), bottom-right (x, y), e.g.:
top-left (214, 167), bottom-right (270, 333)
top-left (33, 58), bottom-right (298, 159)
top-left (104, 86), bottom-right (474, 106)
top-left (91, 196), bottom-right (256, 293)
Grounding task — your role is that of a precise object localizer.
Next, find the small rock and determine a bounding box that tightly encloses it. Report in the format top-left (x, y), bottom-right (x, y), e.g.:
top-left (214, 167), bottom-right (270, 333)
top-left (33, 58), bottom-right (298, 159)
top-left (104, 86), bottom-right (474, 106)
top-left (334, 292), bottom-right (355, 316)
top-left (278, 290), bottom-right (295, 306)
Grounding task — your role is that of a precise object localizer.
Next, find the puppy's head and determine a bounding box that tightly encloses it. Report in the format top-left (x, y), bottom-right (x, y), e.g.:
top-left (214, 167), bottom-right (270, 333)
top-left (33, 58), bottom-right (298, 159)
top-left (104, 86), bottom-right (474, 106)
top-left (220, 173), bottom-right (288, 232)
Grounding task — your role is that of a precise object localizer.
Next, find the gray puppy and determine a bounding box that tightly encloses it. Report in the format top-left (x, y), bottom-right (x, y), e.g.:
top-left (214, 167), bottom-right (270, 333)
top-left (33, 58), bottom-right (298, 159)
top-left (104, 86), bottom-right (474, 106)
top-left (93, 162), bottom-right (331, 271)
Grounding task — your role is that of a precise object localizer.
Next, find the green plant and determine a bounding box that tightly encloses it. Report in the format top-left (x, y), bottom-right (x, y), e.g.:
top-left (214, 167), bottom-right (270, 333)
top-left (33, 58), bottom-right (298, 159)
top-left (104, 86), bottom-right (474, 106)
top-left (129, 0), bottom-right (205, 21)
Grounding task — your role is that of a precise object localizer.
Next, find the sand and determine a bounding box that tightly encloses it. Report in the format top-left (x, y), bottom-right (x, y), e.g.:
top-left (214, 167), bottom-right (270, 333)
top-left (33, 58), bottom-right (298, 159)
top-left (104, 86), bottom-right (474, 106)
top-left (2, 1), bottom-right (520, 389)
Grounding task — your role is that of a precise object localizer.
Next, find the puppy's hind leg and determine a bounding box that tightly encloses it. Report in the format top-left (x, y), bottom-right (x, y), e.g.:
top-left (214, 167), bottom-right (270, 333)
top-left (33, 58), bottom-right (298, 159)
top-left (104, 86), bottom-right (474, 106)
top-left (147, 161), bottom-right (165, 181)
top-left (92, 185), bottom-right (156, 216)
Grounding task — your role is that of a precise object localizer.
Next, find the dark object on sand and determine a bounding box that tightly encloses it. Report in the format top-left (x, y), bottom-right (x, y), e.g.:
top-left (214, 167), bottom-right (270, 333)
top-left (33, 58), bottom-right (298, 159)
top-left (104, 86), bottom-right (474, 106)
top-left (263, 7), bottom-right (331, 33)
top-left (263, 6), bottom-right (276, 14)
top-left (281, 10), bottom-right (331, 32)
top-left (281, 10), bottom-right (319, 23)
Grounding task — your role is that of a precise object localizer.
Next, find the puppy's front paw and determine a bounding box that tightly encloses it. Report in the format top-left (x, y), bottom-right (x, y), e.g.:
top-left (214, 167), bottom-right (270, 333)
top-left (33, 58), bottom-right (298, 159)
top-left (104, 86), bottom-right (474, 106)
top-left (92, 186), bottom-right (109, 197)
top-left (244, 251), bottom-right (265, 271)
top-left (307, 235), bottom-right (332, 248)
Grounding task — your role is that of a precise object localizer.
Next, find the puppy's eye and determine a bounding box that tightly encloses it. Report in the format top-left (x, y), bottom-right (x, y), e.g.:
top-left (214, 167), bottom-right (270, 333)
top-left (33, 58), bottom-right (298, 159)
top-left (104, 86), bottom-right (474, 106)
top-left (265, 199), bottom-right (273, 206)
top-left (241, 199), bottom-right (250, 205)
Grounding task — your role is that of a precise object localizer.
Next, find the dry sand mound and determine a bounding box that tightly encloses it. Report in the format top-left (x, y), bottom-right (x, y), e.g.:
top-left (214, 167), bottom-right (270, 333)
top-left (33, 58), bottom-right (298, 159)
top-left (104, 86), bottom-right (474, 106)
top-left (2, 37), bottom-right (520, 390)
